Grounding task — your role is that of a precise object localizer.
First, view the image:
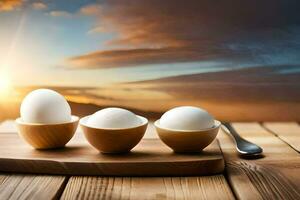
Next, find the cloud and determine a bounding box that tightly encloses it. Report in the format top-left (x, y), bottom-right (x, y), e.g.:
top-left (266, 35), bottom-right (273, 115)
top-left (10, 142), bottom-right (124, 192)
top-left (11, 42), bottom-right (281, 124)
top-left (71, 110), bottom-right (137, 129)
top-left (0, 0), bottom-right (23, 11)
top-left (67, 0), bottom-right (300, 69)
top-left (32, 2), bottom-right (47, 10)
top-left (49, 10), bottom-right (72, 17)
top-left (87, 26), bottom-right (106, 34)
top-left (80, 4), bottom-right (101, 16)
top-left (67, 46), bottom-right (247, 69)
top-left (123, 65), bottom-right (300, 121)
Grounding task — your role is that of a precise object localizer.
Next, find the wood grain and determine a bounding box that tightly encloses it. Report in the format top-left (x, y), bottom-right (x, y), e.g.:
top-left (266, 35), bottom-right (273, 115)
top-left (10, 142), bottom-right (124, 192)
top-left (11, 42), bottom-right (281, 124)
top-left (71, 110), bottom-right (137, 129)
top-left (0, 174), bottom-right (66, 200)
top-left (0, 175), bottom-right (8, 185)
top-left (0, 133), bottom-right (224, 176)
top-left (218, 122), bottom-right (300, 200)
top-left (1, 121), bottom-right (299, 199)
top-left (61, 175), bottom-right (234, 200)
top-left (263, 122), bottom-right (300, 152)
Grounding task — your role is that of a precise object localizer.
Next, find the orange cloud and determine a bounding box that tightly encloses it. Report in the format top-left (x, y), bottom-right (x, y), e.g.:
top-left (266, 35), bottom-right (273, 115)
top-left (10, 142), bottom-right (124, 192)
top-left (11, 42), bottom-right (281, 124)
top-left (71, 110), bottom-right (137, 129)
top-left (80, 4), bottom-right (101, 16)
top-left (67, 46), bottom-right (240, 69)
top-left (0, 0), bottom-right (23, 11)
top-left (121, 65), bottom-right (300, 121)
top-left (49, 10), bottom-right (71, 17)
top-left (68, 0), bottom-right (300, 69)
top-left (32, 2), bottom-right (47, 10)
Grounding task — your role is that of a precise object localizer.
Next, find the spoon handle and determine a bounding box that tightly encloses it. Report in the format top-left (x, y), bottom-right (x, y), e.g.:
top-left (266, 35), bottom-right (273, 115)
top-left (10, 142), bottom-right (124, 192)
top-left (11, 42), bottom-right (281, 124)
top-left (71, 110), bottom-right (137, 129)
top-left (222, 122), bottom-right (263, 156)
top-left (222, 122), bottom-right (243, 141)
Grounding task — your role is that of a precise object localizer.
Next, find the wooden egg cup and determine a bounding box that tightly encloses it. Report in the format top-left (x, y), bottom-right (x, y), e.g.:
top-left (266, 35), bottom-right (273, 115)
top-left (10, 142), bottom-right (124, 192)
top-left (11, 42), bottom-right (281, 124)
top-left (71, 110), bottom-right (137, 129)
top-left (80, 115), bottom-right (148, 153)
top-left (155, 120), bottom-right (221, 153)
top-left (16, 116), bottom-right (79, 149)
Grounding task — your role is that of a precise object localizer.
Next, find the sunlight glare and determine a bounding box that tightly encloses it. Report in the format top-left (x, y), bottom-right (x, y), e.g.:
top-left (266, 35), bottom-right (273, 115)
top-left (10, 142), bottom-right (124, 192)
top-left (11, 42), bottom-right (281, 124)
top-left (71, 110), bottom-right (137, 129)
top-left (0, 75), bottom-right (12, 96)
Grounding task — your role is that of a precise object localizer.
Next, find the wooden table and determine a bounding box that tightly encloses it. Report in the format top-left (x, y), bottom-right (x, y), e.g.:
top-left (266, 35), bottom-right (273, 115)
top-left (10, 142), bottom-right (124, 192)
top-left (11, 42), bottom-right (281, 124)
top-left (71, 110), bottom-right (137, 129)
top-left (0, 121), bottom-right (299, 199)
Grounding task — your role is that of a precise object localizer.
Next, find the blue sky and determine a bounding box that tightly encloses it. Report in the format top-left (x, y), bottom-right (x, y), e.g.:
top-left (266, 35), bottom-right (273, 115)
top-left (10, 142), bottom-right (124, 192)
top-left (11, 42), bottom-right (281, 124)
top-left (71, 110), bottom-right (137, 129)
top-left (0, 0), bottom-right (299, 87)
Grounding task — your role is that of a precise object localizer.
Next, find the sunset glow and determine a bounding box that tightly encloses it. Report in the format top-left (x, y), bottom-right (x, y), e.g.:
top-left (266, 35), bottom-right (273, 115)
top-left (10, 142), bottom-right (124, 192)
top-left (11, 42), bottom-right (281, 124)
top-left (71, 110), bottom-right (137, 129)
top-left (0, 0), bottom-right (299, 121)
top-left (0, 74), bottom-right (12, 97)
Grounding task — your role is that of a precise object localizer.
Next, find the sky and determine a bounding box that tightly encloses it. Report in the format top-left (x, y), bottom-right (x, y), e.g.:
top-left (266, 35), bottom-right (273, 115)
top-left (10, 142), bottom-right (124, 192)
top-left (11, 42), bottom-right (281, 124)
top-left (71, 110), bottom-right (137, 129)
top-left (0, 0), bottom-right (300, 87)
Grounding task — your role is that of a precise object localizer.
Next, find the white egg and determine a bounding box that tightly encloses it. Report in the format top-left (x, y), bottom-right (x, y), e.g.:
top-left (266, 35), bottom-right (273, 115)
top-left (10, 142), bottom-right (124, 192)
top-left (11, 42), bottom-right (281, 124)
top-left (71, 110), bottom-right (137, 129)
top-left (160, 106), bottom-right (215, 131)
top-left (87, 107), bottom-right (142, 129)
top-left (20, 89), bottom-right (71, 124)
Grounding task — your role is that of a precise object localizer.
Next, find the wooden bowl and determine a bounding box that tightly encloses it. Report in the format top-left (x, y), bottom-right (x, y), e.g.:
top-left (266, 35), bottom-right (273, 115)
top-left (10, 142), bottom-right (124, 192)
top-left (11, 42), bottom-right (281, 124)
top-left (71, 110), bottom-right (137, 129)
top-left (16, 116), bottom-right (79, 149)
top-left (155, 120), bottom-right (221, 153)
top-left (80, 115), bottom-right (148, 153)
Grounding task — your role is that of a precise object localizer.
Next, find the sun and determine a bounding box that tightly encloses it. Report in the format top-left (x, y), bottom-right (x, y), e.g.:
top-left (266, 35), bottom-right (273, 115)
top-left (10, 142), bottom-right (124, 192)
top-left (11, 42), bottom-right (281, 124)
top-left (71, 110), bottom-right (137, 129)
top-left (0, 75), bottom-right (12, 96)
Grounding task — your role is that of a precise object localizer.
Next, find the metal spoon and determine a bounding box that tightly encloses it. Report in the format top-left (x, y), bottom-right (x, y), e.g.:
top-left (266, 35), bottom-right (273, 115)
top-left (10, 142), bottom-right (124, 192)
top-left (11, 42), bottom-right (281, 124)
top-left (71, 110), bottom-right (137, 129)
top-left (222, 122), bottom-right (263, 156)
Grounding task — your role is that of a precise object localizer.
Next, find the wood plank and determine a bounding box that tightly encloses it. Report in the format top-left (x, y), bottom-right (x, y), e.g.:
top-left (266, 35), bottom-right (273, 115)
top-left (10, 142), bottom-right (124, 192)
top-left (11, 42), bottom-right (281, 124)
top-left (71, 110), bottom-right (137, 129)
top-left (0, 133), bottom-right (224, 176)
top-left (0, 175), bottom-right (8, 185)
top-left (263, 122), bottom-right (300, 152)
top-left (218, 123), bottom-right (300, 200)
top-left (0, 174), bottom-right (66, 200)
top-left (61, 176), bottom-right (235, 200)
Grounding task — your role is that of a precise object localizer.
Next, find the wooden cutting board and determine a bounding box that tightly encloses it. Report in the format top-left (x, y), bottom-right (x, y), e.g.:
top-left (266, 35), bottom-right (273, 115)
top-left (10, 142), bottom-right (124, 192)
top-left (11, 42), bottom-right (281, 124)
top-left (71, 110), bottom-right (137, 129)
top-left (0, 133), bottom-right (224, 176)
